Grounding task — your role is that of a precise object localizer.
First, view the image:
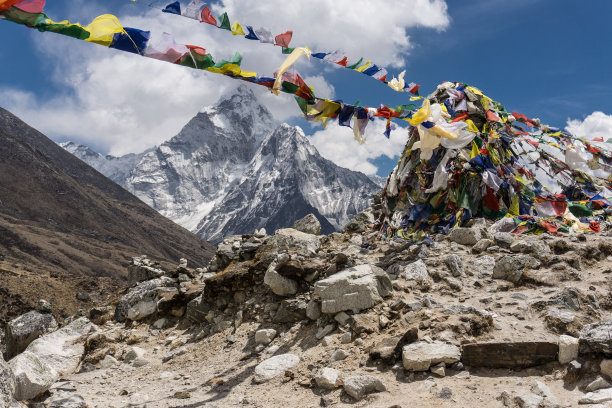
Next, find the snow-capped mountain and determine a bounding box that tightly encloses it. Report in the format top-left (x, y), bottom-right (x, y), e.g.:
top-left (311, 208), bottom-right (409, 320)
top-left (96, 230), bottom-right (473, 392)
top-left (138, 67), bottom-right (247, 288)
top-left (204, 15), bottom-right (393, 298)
top-left (63, 85), bottom-right (380, 242)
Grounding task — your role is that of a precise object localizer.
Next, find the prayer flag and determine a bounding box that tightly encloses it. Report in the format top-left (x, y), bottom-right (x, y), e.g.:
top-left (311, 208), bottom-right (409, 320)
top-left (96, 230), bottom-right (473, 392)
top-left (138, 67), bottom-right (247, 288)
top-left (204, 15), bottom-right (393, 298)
top-left (230, 21), bottom-right (244, 35)
top-left (218, 12), bottom-right (230, 30)
top-left (274, 30), bottom-right (292, 47)
top-left (200, 7), bottom-right (216, 25)
top-left (162, 1), bottom-right (181, 15)
top-left (244, 25), bottom-right (259, 40)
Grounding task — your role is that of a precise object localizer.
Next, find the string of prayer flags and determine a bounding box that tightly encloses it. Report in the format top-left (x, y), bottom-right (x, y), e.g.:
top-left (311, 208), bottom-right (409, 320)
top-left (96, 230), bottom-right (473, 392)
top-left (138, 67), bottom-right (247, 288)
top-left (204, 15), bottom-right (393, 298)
top-left (132, 0), bottom-right (421, 95)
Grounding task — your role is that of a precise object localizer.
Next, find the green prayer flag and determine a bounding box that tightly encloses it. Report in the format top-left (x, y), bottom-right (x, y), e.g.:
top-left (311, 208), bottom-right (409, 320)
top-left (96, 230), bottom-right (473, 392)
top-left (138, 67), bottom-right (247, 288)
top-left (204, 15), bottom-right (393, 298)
top-left (346, 57), bottom-right (363, 70)
top-left (282, 47), bottom-right (295, 54)
top-left (3, 7), bottom-right (48, 28)
top-left (218, 12), bottom-right (231, 30)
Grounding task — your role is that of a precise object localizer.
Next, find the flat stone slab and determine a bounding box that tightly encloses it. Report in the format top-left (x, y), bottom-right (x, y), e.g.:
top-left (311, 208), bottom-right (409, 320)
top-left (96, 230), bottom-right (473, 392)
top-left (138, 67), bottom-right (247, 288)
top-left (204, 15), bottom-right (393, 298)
top-left (461, 342), bottom-right (558, 368)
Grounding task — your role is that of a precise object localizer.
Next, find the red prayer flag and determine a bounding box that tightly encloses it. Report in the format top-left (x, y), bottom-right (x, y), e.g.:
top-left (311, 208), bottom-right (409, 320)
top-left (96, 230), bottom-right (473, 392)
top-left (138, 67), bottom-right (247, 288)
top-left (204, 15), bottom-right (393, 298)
top-left (336, 56), bottom-right (348, 67)
top-left (274, 30), bottom-right (293, 47)
top-left (541, 221), bottom-right (559, 233)
top-left (0, 0), bottom-right (19, 12)
top-left (452, 112), bottom-right (469, 123)
top-left (593, 137), bottom-right (604, 142)
top-left (200, 7), bottom-right (217, 25)
top-left (590, 222), bottom-right (601, 233)
top-left (486, 110), bottom-right (500, 122)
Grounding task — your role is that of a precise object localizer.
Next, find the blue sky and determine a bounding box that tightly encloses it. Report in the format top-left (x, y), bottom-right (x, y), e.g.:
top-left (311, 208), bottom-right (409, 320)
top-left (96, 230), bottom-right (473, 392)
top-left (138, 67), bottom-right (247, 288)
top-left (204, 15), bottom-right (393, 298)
top-left (1, 0), bottom-right (611, 177)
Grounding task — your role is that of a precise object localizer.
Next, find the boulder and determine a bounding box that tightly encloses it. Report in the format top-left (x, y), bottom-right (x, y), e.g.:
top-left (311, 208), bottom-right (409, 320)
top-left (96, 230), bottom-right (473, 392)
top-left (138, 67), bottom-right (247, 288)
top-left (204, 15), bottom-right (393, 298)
top-left (472, 239), bottom-right (494, 254)
top-left (10, 318), bottom-right (98, 400)
top-left (601, 359), bottom-right (612, 379)
top-left (579, 320), bottom-right (612, 356)
top-left (402, 260), bottom-right (433, 291)
top-left (47, 392), bottom-right (87, 408)
top-left (253, 354), bottom-right (300, 383)
top-left (402, 341), bottom-right (461, 371)
top-left (114, 277), bottom-right (176, 322)
top-left (0, 357), bottom-right (16, 408)
top-left (314, 265), bottom-right (392, 314)
top-left (343, 210), bottom-right (375, 233)
top-left (124, 347), bottom-right (146, 363)
top-left (127, 256), bottom-right (165, 286)
top-left (493, 255), bottom-right (528, 283)
top-left (292, 214), bottom-right (321, 235)
top-left (5, 310), bottom-right (58, 359)
top-left (586, 376), bottom-right (611, 392)
top-left (461, 342), bottom-right (558, 368)
top-left (493, 232), bottom-right (514, 248)
top-left (343, 375), bottom-right (386, 400)
top-left (264, 266), bottom-right (298, 297)
top-left (254, 329), bottom-right (277, 345)
top-left (314, 367), bottom-right (342, 389)
top-left (448, 228), bottom-right (481, 246)
top-left (444, 254), bottom-right (464, 277)
top-left (558, 335), bottom-right (579, 364)
top-left (269, 229), bottom-right (321, 256)
top-left (578, 388), bottom-right (612, 405)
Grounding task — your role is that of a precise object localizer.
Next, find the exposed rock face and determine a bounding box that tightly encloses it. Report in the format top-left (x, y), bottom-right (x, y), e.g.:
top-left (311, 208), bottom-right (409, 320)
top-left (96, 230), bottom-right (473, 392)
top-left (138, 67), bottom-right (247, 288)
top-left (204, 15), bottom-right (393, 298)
top-left (579, 320), bottom-right (612, 356)
top-left (5, 310), bottom-right (58, 360)
top-left (314, 265), bottom-right (392, 314)
top-left (0, 357), bottom-right (15, 408)
top-left (10, 318), bottom-right (98, 400)
top-left (292, 214), bottom-right (322, 235)
top-left (114, 278), bottom-right (176, 322)
top-left (63, 86), bottom-right (379, 243)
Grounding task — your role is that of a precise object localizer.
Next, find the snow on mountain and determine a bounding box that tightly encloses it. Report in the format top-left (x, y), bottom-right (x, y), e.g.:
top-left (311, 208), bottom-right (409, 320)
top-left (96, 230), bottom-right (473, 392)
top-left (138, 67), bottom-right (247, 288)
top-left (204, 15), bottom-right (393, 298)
top-left (62, 85), bottom-right (380, 242)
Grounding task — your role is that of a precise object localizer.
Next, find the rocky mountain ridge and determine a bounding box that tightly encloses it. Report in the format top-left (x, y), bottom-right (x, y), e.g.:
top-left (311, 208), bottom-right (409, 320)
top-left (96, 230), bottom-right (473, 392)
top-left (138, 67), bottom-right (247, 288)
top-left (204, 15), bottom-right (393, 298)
top-left (1, 212), bottom-right (611, 407)
top-left (62, 85), bottom-right (380, 243)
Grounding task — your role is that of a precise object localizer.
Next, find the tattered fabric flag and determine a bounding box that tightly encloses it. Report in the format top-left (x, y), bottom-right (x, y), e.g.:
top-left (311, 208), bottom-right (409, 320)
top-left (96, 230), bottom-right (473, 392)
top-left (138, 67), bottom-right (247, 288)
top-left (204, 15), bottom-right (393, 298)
top-left (405, 82), bottom-right (420, 95)
top-left (144, 31), bottom-right (188, 63)
top-left (183, 0), bottom-right (204, 20)
top-left (218, 12), bottom-right (230, 30)
top-left (274, 30), bottom-right (292, 47)
top-left (254, 27), bottom-right (274, 44)
top-left (244, 25), bottom-right (259, 40)
top-left (110, 26), bottom-right (150, 55)
top-left (372, 68), bottom-right (388, 82)
top-left (323, 50), bottom-right (345, 64)
top-left (230, 21), bottom-right (244, 35)
top-left (272, 47), bottom-right (311, 95)
top-left (162, 1), bottom-right (180, 15)
top-left (346, 57), bottom-right (363, 70)
top-left (200, 7), bottom-right (216, 25)
top-left (338, 105), bottom-right (355, 128)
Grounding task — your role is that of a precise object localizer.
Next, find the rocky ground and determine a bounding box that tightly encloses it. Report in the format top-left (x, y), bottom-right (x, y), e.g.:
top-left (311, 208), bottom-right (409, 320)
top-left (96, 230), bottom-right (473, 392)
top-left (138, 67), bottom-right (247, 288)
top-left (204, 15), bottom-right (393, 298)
top-left (1, 213), bottom-right (612, 407)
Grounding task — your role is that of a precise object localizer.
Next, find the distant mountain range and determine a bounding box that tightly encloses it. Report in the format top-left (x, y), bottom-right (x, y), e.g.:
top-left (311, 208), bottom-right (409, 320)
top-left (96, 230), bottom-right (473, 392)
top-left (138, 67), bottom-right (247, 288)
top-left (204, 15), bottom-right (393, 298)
top-left (62, 86), bottom-right (381, 243)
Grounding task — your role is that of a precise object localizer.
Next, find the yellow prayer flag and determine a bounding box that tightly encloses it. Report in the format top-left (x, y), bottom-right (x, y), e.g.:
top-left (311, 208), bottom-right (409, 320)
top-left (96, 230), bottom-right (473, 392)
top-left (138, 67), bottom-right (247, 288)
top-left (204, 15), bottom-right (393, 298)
top-left (409, 96), bottom-right (424, 101)
top-left (231, 21), bottom-right (245, 36)
top-left (509, 195), bottom-right (520, 216)
top-left (465, 119), bottom-right (479, 133)
top-left (406, 99), bottom-right (430, 127)
top-left (470, 141), bottom-right (480, 159)
top-left (85, 14), bottom-right (125, 46)
top-left (272, 47), bottom-right (311, 95)
top-left (355, 61), bottom-right (372, 72)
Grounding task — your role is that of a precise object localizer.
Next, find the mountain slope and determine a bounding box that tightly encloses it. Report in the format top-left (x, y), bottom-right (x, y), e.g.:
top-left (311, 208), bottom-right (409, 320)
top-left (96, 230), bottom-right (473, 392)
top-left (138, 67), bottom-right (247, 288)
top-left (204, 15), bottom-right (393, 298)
top-left (0, 107), bottom-right (215, 277)
top-left (63, 86), bottom-right (381, 242)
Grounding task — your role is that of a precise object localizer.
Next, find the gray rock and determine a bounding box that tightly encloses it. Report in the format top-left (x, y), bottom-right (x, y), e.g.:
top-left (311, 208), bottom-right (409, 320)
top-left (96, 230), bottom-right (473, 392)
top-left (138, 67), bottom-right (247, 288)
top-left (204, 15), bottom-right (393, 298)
top-left (402, 341), bottom-right (461, 371)
top-left (314, 265), bottom-right (392, 314)
top-left (253, 354), bottom-right (300, 383)
top-left (114, 277), bottom-right (176, 322)
top-left (545, 308), bottom-right (576, 332)
top-left (579, 320), bottom-right (612, 355)
top-left (586, 376), bottom-right (611, 392)
top-left (0, 357), bottom-right (16, 408)
top-left (316, 324), bottom-right (336, 340)
top-left (578, 388), bottom-right (612, 404)
top-left (402, 260), bottom-right (433, 291)
top-left (514, 393), bottom-right (543, 408)
top-left (269, 228), bottom-right (321, 257)
top-left (601, 359), bottom-right (612, 378)
top-left (305, 300), bottom-right (321, 321)
top-left (254, 329), bottom-right (277, 345)
top-left (472, 239), bottom-right (494, 254)
top-left (329, 349), bottom-right (348, 362)
top-left (493, 255), bottom-right (526, 283)
top-left (48, 392), bottom-right (87, 408)
top-left (10, 318), bottom-right (98, 400)
top-left (343, 375), bottom-right (386, 400)
top-left (127, 256), bottom-right (165, 286)
top-left (292, 214), bottom-right (321, 235)
top-left (444, 277), bottom-right (463, 291)
top-left (431, 362), bottom-right (445, 377)
top-left (264, 266), bottom-right (298, 297)
top-left (314, 367), bottom-right (342, 389)
top-left (124, 346), bottom-right (146, 363)
top-left (448, 228), bottom-right (481, 246)
top-left (100, 355), bottom-right (118, 369)
top-left (5, 311), bottom-right (58, 359)
top-left (36, 300), bottom-right (52, 314)
top-left (558, 335), bottom-right (579, 364)
top-left (494, 232), bottom-right (514, 249)
top-left (445, 254), bottom-right (464, 277)
top-left (470, 255), bottom-right (496, 275)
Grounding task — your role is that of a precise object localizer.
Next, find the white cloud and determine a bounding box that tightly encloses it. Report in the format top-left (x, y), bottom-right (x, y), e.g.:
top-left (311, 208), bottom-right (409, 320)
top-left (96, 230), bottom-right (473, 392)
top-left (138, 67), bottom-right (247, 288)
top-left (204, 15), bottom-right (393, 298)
top-left (1, 0), bottom-right (448, 160)
top-left (566, 111), bottom-right (612, 143)
top-left (215, 0), bottom-right (449, 67)
top-left (309, 119), bottom-right (409, 176)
